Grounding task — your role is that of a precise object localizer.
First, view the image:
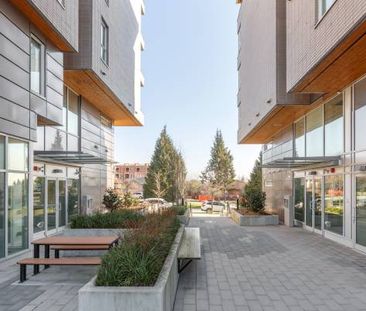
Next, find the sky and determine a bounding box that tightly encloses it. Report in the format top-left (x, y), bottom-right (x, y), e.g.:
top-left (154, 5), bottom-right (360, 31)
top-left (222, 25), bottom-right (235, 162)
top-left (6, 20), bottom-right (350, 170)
top-left (115, 0), bottom-right (261, 180)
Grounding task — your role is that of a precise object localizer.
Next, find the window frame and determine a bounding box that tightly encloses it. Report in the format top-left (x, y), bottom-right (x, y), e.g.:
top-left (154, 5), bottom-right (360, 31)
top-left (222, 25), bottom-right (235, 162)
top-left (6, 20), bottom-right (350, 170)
top-left (30, 35), bottom-right (45, 96)
top-left (316, 0), bottom-right (337, 24)
top-left (101, 18), bottom-right (109, 65)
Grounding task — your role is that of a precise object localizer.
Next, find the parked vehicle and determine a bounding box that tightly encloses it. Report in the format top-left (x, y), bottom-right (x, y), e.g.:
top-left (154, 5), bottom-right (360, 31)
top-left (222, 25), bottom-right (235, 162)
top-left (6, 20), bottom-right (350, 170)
top-left (144, 198), bottom-right (173, 210)
top-left (201, 201), bottom-right (225, 212)
top-left (132, 192), bottom-right (143, 199)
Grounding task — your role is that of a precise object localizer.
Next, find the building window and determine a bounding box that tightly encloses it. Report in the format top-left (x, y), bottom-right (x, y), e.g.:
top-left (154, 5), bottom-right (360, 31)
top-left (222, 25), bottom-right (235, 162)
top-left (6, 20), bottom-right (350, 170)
top-left (294, 118), bottom-right (305, 157)
top-left (356, 176), bottom-right (366, 247)
top-left (37, 86), bottom-right (80, 152)
top-left (306, 106), bottom-right (323, 157)
top-left (126, 168), bottom-right (129, 172)
top-left (324, 95), bottom-right (343, 156)
top-left (8, 138), bottom-right (28, 171)
top-left (57, 0), bottom-right (65, 8)
top-left (30, 38), bottom-right (43, 94)
top-left (136, 168), bottom-right (140, 172)
top-left (354, 78), bottom-right (366, 151)
top-left (317, 0), bottom-right (335, 19)
top-left (101, 19), bottom-right (109, 64)
top-left (125, 174), bottom-right (129, 179)
top-left (294, 177), bottom-right (305, 222)
top-left (324, 175), bottom-right (344, 235)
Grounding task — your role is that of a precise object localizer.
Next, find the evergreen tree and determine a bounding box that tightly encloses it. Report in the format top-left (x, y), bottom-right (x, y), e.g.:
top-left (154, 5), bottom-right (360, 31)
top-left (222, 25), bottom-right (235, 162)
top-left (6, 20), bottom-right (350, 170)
top-left (144, 127), bottom-right (187, 202)
top-left (201, 130), bottom-right (235, 200)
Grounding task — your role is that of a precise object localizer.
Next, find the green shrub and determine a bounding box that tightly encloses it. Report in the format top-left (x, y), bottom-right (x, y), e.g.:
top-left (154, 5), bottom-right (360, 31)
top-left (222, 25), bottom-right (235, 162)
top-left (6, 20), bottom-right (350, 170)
top-left (103, 188), bottom-right (123, 212)
top-left (245, 189), bottom-right (266, 213)
top-left (95, 211), bottom-right (180, 286)
top-left (70, 210), bottom-right (143, 229)
top-left (171, 205), bottom-right (188, 215)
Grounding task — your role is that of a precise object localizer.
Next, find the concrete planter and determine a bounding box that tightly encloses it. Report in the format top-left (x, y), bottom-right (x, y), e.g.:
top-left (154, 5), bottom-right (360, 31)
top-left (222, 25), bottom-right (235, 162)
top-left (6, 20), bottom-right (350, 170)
top-left (176, 209), bottom-right (190, 225)
top-left (231, 209), bottom-right (279, 226)
top-left (61, 228), bottom-right (128, 256)
top-left (78, 226), bottom-right (185, 311)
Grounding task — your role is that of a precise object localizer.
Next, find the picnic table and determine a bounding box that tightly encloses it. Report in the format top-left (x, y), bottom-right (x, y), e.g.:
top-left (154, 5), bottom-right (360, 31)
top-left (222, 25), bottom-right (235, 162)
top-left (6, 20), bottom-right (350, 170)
top-left (31, 236), bottom-right (119, 274)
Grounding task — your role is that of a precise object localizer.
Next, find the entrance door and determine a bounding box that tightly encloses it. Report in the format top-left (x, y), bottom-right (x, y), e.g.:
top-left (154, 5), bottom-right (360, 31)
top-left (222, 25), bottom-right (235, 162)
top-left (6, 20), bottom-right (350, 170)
top-left (47, 179), bottom-right (57, 232)
top-left (355, 175), bottom-right (366, 248)
top-left (305, 177), bottom-right (322, 231)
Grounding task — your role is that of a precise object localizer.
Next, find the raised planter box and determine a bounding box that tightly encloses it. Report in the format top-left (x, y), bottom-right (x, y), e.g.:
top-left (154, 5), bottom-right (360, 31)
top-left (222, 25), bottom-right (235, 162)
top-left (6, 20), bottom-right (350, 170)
top-left (176, 209), bottom-right (190, 225)
top-left (78, 226), bottom-right (185, 311)
top-left (231, 209), bottom-right (279, 226)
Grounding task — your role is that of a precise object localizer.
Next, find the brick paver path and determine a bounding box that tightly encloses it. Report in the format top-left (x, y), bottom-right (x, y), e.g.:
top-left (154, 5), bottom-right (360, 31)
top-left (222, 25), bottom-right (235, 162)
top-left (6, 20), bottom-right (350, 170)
top-left (174, 216), bottom-right (366, 311)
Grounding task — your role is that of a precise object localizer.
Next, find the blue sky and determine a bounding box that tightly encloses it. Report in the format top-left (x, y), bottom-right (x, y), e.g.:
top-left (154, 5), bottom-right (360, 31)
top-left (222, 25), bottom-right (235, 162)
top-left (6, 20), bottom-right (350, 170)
top-left (115, 0), bottom-right (261, 180)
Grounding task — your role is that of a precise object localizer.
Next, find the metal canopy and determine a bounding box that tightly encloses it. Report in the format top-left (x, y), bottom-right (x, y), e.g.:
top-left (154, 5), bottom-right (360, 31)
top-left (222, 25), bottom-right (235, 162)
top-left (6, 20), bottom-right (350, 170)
top-left (261, 156), bottom-right (341, 169)
top-left (34, 151), bottom-right (113, 165)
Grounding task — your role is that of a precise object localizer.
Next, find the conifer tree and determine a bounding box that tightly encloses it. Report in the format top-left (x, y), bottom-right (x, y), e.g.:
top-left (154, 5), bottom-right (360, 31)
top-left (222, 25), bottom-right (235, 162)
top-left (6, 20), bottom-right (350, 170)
top-left (201, 130), bottom-right (235, 200)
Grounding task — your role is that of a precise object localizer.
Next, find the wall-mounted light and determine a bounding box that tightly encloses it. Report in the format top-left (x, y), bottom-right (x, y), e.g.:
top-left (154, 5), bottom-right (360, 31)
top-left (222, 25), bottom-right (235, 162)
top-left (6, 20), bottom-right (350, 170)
top-left (256, 113), bottom-right (260, 117)
top-left (101, 70), bottom-right (106, 76)
top-left (266, 98), bottom-right (272, 104)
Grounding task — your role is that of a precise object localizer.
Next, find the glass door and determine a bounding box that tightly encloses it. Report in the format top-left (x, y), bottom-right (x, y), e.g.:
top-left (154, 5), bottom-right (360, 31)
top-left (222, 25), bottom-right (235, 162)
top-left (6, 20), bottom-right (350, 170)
top-left (33, 177), bottom-right (46, 234)
top-left (305, 176), bottom-right (323, 231)
top-left (356, 176), bottom-right (366, 247)
top-left (47, 179), bottom-right (57, 232)
top-left (58, 180), bottom-right (66, 228)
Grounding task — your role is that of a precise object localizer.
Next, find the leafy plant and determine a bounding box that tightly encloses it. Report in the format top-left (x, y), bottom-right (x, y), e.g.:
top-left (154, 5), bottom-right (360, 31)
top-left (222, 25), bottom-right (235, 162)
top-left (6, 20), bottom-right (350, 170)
top-left (70, 210), bottom-right (143, 229)
top-left (245, 189), bottom-right (266, 213)
top-left (95, 211), bottom-right (180, 287)
top-left (171, 205), bottom-right (188, 215)
top-left (103, 188), bottom-right (123, 212)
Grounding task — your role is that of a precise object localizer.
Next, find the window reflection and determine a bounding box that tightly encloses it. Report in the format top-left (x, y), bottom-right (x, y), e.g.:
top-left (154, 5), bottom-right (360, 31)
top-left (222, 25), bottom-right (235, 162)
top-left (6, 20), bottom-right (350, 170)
top-left (0, 173), bottom-right (5, 258)
top-left (33, 177), bottom-right (45, 234)
top-left (355, 78), bottom-right (366, 151)
top-left (294, 178), bottom-right (305, 222)
top-left (294, 119), bottom-right (305, 157)
top-left (0, 136), bottom-right (4, 170)
top-left (356, 176), bottom-right (366, 247)
top-left (8, 138), bottom-right (28, 171)
top-left (8, 173), bottom-right (28, 255)
top-left (324, 175), bottom-right (344, 235)
top-left (68, 90), bottom-right (79, 136)
top-left (45, 128), bottom-right (66, 151)
top-left (68, 179), bottom-right (79, 222)
top-left (306, 107), bottom-right (323, 157)
top-left (324, 96), bottom-right (343, 156)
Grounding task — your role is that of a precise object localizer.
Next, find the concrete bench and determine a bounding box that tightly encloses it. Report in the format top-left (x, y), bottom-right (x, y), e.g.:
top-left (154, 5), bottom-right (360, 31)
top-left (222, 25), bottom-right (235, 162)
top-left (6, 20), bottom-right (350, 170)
top-left (178, 227), bottom-right (201, 273)
top-left (17, 257), bottom-right (101, 283)
top-left (51, 245), bottom-right (110, 258)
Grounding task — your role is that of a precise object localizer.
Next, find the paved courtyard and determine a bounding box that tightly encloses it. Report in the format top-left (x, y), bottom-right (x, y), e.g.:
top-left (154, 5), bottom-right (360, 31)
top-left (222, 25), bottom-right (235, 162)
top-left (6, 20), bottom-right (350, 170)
top-left (2, 215), bottom-right (366, 310)
top-left (174, 216), bottom-right (366, 311)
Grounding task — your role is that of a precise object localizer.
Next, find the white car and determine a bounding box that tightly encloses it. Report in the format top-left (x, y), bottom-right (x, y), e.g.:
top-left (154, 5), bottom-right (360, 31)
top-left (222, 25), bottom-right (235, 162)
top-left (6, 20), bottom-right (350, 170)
top-left (144, 198), bottom-right (173, 209)
top-left (201, 201), bottom-right (225, 212)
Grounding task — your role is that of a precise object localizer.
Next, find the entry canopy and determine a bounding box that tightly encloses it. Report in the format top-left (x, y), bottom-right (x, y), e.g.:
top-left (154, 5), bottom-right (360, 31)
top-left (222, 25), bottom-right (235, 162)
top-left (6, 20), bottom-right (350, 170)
top-left (34, 151), bottom-right (114, 165)
top-left (261, 156), bottom-right (341, 169)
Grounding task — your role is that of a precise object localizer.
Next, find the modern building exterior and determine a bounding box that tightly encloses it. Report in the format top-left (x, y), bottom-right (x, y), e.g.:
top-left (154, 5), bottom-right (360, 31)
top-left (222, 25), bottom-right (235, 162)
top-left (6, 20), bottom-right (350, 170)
top-left (237, 0), bottom-right (366, 251)
top-left (114, 163), bottom-right (149, 195)
top-left (0, 0), bottom-right (144, 260)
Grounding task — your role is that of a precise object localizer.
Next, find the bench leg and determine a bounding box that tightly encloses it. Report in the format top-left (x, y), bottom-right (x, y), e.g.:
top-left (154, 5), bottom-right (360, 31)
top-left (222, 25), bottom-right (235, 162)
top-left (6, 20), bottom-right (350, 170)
top-left (54, 249), bottom-right (60, 259)
top-left (33, 244), bottom-right (40, 275)
top-left (178, 259), bottom-right (193, 273)
top-left (20, 264), bottom-right (26, 283)
top-left (45, 245), bottom-right (50, 269)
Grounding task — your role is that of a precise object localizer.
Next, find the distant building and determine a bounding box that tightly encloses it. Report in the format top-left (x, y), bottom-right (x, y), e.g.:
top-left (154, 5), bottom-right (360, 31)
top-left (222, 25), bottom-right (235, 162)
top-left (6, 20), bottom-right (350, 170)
top-left (114, 163), bottom-right (149, 194)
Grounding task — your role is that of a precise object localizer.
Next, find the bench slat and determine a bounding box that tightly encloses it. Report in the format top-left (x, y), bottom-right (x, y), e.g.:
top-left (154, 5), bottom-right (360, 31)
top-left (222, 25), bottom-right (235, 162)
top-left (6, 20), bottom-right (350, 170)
top-left (18, 257), bottom-right (102, 266)
top-left (178, 228), bottom-right (201, 259)
top-left (51, 245), bottom-right (109, 250)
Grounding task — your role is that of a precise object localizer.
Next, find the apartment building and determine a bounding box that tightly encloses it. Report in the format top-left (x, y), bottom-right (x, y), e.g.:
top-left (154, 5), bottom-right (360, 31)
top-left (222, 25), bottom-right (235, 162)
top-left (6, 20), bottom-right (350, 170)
top-left (114, 163), bottom-right (149, 194)
top-left (237, 0), bottom-right (366, 251)
top-left (0, 0), bottom-right (144, 260)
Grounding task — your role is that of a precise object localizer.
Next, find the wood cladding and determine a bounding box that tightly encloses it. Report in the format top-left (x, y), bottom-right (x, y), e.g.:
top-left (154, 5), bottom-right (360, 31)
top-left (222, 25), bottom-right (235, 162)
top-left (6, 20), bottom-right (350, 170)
top-left (64, 70), bottom-right (142, 126)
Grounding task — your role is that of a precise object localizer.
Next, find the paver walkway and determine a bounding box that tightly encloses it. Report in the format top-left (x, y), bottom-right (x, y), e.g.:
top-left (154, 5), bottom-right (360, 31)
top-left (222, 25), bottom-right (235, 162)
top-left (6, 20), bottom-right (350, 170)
top-left (174, 216), bottom-right (366, 311)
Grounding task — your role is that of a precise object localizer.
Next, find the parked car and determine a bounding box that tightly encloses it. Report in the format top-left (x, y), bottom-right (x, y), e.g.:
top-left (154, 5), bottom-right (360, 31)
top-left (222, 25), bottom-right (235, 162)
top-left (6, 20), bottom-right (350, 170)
top-left (144, 198), bottom-right (173, 210)
top-left (132, 192), bottom-right (143, 199)
top-left (201, 201), bottom-right (225, 212)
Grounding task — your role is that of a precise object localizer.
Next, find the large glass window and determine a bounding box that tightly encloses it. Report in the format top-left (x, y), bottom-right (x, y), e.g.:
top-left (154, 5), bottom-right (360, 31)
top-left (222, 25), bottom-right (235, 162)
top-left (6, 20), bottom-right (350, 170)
top-left (355, 78), bottom-right (366, 151)
top-left (8, 173), bottom-right (28, 255)
top-left (324, 96), bottom-right (343, 156)
top-left (324, 175), bottom-right (344, 235)
top-left (68, 90), bottom-right (79, 136)
top-left (67, 179), bottom-right (79, 222)
top-left (8, 138), bottom-right (28, 171)
top-left (306, 106), bottom-right (323, 157)
top-left (45, 128), bottom-right (66, 151)
top-left (33, 177), bottom-right (45, 234)
top-left (294, 178), bottom-right (305, 222)
top-left (294, 119), bottom-right (305, 157)
top-left (101, 18), bottom-right (109, 64)
top-left (59, 180), bottom-right (66, 227)
top-left (0, 173), bottom-right (5, 258)
top-left (0, 136), bottom-right (4, 170)
top-left (30, 38), bottom-right (42, 94)
top-left (356, 176), bottom-right (366, 247)
top-left (47, 180), bottom-right (56, 231)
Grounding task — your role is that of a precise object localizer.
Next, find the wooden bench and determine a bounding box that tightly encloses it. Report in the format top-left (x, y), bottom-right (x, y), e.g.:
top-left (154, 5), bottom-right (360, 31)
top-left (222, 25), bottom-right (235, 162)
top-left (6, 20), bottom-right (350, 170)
top-left (17, 257), bottom-right (102, 283)
top-left (51, 245), bottom-right (110, 258)
top-left (178, 228), bottom-right (201, 273)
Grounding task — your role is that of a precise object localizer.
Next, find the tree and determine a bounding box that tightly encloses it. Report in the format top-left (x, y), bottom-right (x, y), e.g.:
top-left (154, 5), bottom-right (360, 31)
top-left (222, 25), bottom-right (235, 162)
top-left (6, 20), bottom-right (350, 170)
top-left (103, 188), bottom-right (123, 212)
top-left (144, 127), bottom-right (187, 202)
top-left (201, 130), bottom-right (235, 201)
top-left (243, 153), bottom-right (266, 213)
top-left (185, 179), bottom-right (203, 198)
